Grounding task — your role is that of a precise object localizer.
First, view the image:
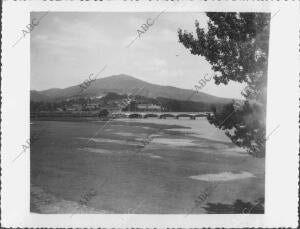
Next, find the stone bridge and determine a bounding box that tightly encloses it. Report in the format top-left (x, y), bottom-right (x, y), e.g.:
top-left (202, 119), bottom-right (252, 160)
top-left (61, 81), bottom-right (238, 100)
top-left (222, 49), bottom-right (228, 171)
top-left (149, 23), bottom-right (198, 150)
top-left (111, 112), bottom-right (212, 120)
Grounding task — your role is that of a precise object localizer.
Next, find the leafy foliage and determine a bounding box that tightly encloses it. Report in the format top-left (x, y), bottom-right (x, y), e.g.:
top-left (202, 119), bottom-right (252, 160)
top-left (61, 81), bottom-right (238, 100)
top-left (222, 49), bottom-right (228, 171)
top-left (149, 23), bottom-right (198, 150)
top-left (98, 109), bottom-right (109, 117)
top-left (178, 13), bottom-right (270, 157)
top-left (203, 197), bottom-right (264, 214)
top-left (207, 100), bottom-right (266, 157)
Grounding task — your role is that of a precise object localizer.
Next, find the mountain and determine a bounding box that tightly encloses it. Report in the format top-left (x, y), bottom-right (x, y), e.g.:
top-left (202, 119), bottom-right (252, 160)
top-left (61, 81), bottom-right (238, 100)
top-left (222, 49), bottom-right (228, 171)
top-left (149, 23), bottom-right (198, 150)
top-left (30, 74), bottom-right (232, 104)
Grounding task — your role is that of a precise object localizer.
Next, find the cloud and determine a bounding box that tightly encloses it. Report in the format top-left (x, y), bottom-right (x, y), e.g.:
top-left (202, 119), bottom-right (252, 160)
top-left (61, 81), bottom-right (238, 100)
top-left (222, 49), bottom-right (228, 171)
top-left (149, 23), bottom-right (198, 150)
top-left (157, 69), bottom-right (184, 78)
top-left (129, 57), bottom-right (168, 73)
top-left (31, 12), bottom-right (245, 99)
top-left (32, 20), bottom-right (111, 52)
top-left (152, 58), bottom-right (167, 67)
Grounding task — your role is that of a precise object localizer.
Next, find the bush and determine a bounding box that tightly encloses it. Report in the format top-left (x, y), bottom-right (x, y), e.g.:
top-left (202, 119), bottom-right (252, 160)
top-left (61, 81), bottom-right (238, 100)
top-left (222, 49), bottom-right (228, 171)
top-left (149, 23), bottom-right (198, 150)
top-left (98, 109), bottom-right (109, 118)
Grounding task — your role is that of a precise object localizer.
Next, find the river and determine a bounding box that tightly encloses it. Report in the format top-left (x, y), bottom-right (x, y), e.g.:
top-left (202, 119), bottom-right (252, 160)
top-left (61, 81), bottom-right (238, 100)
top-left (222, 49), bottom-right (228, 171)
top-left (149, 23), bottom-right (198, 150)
top-left (30, 117), bottom-right (265, 214)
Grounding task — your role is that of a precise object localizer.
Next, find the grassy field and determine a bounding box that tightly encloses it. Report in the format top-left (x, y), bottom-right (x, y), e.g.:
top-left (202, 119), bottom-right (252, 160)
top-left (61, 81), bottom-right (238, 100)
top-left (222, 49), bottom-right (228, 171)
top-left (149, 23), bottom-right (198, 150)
top-left (30, 117), bottom-right (264, 214)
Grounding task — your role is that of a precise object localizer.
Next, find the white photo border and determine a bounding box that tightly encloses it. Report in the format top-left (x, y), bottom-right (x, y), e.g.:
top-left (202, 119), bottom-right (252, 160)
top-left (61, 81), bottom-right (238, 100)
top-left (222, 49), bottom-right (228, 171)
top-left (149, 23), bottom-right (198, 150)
top-left (1, 0), bottom-right (299, 228)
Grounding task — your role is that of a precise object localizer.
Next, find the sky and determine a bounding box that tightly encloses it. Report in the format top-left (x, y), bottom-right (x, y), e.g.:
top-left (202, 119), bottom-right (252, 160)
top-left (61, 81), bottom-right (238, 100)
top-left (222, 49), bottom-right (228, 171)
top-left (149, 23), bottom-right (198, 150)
top-left (31, 12), bottom-right (246, 99)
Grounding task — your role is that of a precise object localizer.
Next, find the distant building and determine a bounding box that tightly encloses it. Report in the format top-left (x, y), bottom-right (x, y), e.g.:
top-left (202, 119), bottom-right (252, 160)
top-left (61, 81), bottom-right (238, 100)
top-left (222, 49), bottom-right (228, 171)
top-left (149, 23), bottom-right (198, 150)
top-left (65, 107), bottom-right (78, 112)
top-left (65, 104), bottom-right (84, 112)
top-left (137, 104), bottom-right (162, 111)
top-left (81, 103), bottom-right (101, 111)
top-left (85, 103), bottom-right (99, 110)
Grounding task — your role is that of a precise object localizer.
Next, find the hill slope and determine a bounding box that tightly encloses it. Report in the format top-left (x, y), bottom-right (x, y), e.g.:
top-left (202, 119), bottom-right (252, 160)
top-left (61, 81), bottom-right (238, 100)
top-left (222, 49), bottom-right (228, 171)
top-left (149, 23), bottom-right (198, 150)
top-left (30, 74), bottom-right (232, 104)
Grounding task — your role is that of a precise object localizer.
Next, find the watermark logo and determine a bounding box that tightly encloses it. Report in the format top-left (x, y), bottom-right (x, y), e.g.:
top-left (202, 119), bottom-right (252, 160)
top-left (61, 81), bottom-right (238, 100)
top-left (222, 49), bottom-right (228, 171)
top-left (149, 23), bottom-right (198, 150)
top-left (86, 85), bottom-right (146, 143)
top-left (194, 181), bottom-right (218, 207)
top-left (79, 73), bottom-right (97, 92)
top-left (78, 65), bottom-right (107, 94)
top-left (118, 85), bottom-right (146, 111)
top-left (118, 94), bottom-right (134, 110)
top-left (184, 73), bottom-right (213, 101)
top-left (127, 17), bottom-right (155, 48)
top-left (137, 18), bottom-right (155, 37)
top-left (186, 179), bottom-right (218, 215)
top-left (140, 135), bottom-right (152, 147)
top-left (12, 11), bottom-right (49, 48)
top-left (194, 73), bottom-right (213, 92)
top-left (79, 188), bottom-right (97, 205)
top-left (258, 124), bottom-right (280, 143)
top-left (126, 1), bottom-right (177, 48)
top-left (127, 128), bottom-right (161, 163)
top-left (13, 130), bottom-right (44, 162)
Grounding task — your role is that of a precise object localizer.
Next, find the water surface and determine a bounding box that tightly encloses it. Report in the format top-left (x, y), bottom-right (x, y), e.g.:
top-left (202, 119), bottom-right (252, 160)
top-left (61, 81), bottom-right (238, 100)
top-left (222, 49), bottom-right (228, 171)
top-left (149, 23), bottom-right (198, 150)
top-left (30, 117), bottom-right (264, 214)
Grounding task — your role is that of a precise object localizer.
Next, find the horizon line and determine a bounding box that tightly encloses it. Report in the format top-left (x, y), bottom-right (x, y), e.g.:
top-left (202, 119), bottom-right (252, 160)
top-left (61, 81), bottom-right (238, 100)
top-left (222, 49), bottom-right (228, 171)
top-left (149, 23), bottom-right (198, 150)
top-left (30, 73), bottom-right (243, 100)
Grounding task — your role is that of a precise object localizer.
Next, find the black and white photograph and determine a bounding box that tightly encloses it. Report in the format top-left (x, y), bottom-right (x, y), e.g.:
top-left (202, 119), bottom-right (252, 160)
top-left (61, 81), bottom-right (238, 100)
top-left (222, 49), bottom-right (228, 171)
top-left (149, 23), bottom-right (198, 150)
top-left (1, 1), bottom-right (299, 228)
top-left (30, 11), bottom-right (270, 214)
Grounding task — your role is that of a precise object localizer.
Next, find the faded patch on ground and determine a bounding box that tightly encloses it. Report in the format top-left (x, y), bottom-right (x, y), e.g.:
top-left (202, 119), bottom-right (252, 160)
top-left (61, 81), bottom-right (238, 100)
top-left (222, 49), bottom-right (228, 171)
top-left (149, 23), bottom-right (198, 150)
top-left (151, 138), bottom-right (198, 147)
top-left (114, 132), bottom-right (136, 137)
top-left (77, 137), bottom-right (140, 146)
top-left (148, 154), bottom-right (163, 159)
top-left (190, 172), bottom-right (255, 182)
top-left (77, 148), bottom-right (113, 154)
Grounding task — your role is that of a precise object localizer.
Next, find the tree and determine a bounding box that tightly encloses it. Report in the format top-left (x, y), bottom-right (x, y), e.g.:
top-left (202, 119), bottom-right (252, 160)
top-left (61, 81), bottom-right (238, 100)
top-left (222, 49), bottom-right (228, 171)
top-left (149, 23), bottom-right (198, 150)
top-left (129, 100), bottom-right (137, 111)
top-left (178, 13), bottom-right (270, 157)
top-left (98, 109), bottom-right (109, 118)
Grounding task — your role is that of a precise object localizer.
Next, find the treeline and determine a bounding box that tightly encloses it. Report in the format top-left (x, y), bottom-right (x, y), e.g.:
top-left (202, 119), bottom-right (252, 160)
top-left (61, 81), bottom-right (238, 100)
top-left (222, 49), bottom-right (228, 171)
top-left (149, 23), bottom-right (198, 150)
top-left (104, 93), bottom-right (221, 112)
top-left (30, 92), bottom-right (224, 113)
top-left (156, 97), bottom-right (223, 112)
top-left (30, 97), bottom-right (105, 112)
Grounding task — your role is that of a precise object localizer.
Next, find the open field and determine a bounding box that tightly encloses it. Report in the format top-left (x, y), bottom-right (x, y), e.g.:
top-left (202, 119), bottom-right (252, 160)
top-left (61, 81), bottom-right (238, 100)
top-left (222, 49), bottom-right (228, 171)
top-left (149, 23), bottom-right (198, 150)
top-left (30, 117), bottom-right (264, 214)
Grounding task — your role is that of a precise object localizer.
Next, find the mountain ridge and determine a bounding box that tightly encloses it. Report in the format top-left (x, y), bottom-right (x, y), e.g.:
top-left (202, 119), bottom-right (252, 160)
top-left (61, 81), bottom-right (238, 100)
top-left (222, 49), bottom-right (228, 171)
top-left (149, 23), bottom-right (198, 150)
top-left (30, 74), bottom-right (233, 104)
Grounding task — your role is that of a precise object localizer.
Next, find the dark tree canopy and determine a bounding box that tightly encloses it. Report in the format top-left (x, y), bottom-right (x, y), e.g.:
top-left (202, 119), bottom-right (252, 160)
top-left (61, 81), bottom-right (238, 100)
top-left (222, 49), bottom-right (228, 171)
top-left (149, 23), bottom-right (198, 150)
top-left (178, 13), bottom-right (270, 157)
top-left (98, 109), bottom-right (109, 117)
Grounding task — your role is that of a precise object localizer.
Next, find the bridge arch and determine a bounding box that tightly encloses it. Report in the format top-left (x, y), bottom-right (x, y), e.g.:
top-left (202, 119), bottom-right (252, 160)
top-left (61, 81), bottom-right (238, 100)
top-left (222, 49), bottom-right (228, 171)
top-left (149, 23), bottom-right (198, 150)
top-left (194, 113), bottom-right (207, 118)
top-left (144, 113), bottom-right (159, 118)
top-left (159, 113), bottom-right (176, 119)
top-left (128, 113), bottom-right (143, 119)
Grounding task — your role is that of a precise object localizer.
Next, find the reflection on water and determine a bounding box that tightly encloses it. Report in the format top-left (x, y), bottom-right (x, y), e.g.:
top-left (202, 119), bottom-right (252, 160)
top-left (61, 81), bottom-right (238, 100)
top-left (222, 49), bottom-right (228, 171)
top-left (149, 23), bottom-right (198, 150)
top-left (151, 138), bottom-right (198, 147)
top-left (77, 137), bottom-right (140, 146)
top-left (190, 171), bottom-right (256, 182)
top-left (119, 118), bottom-right (248, 156)
top-left (120, 118), bottom-right (231, 142)
top-left (78, 148), bottom-right (113, 154)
